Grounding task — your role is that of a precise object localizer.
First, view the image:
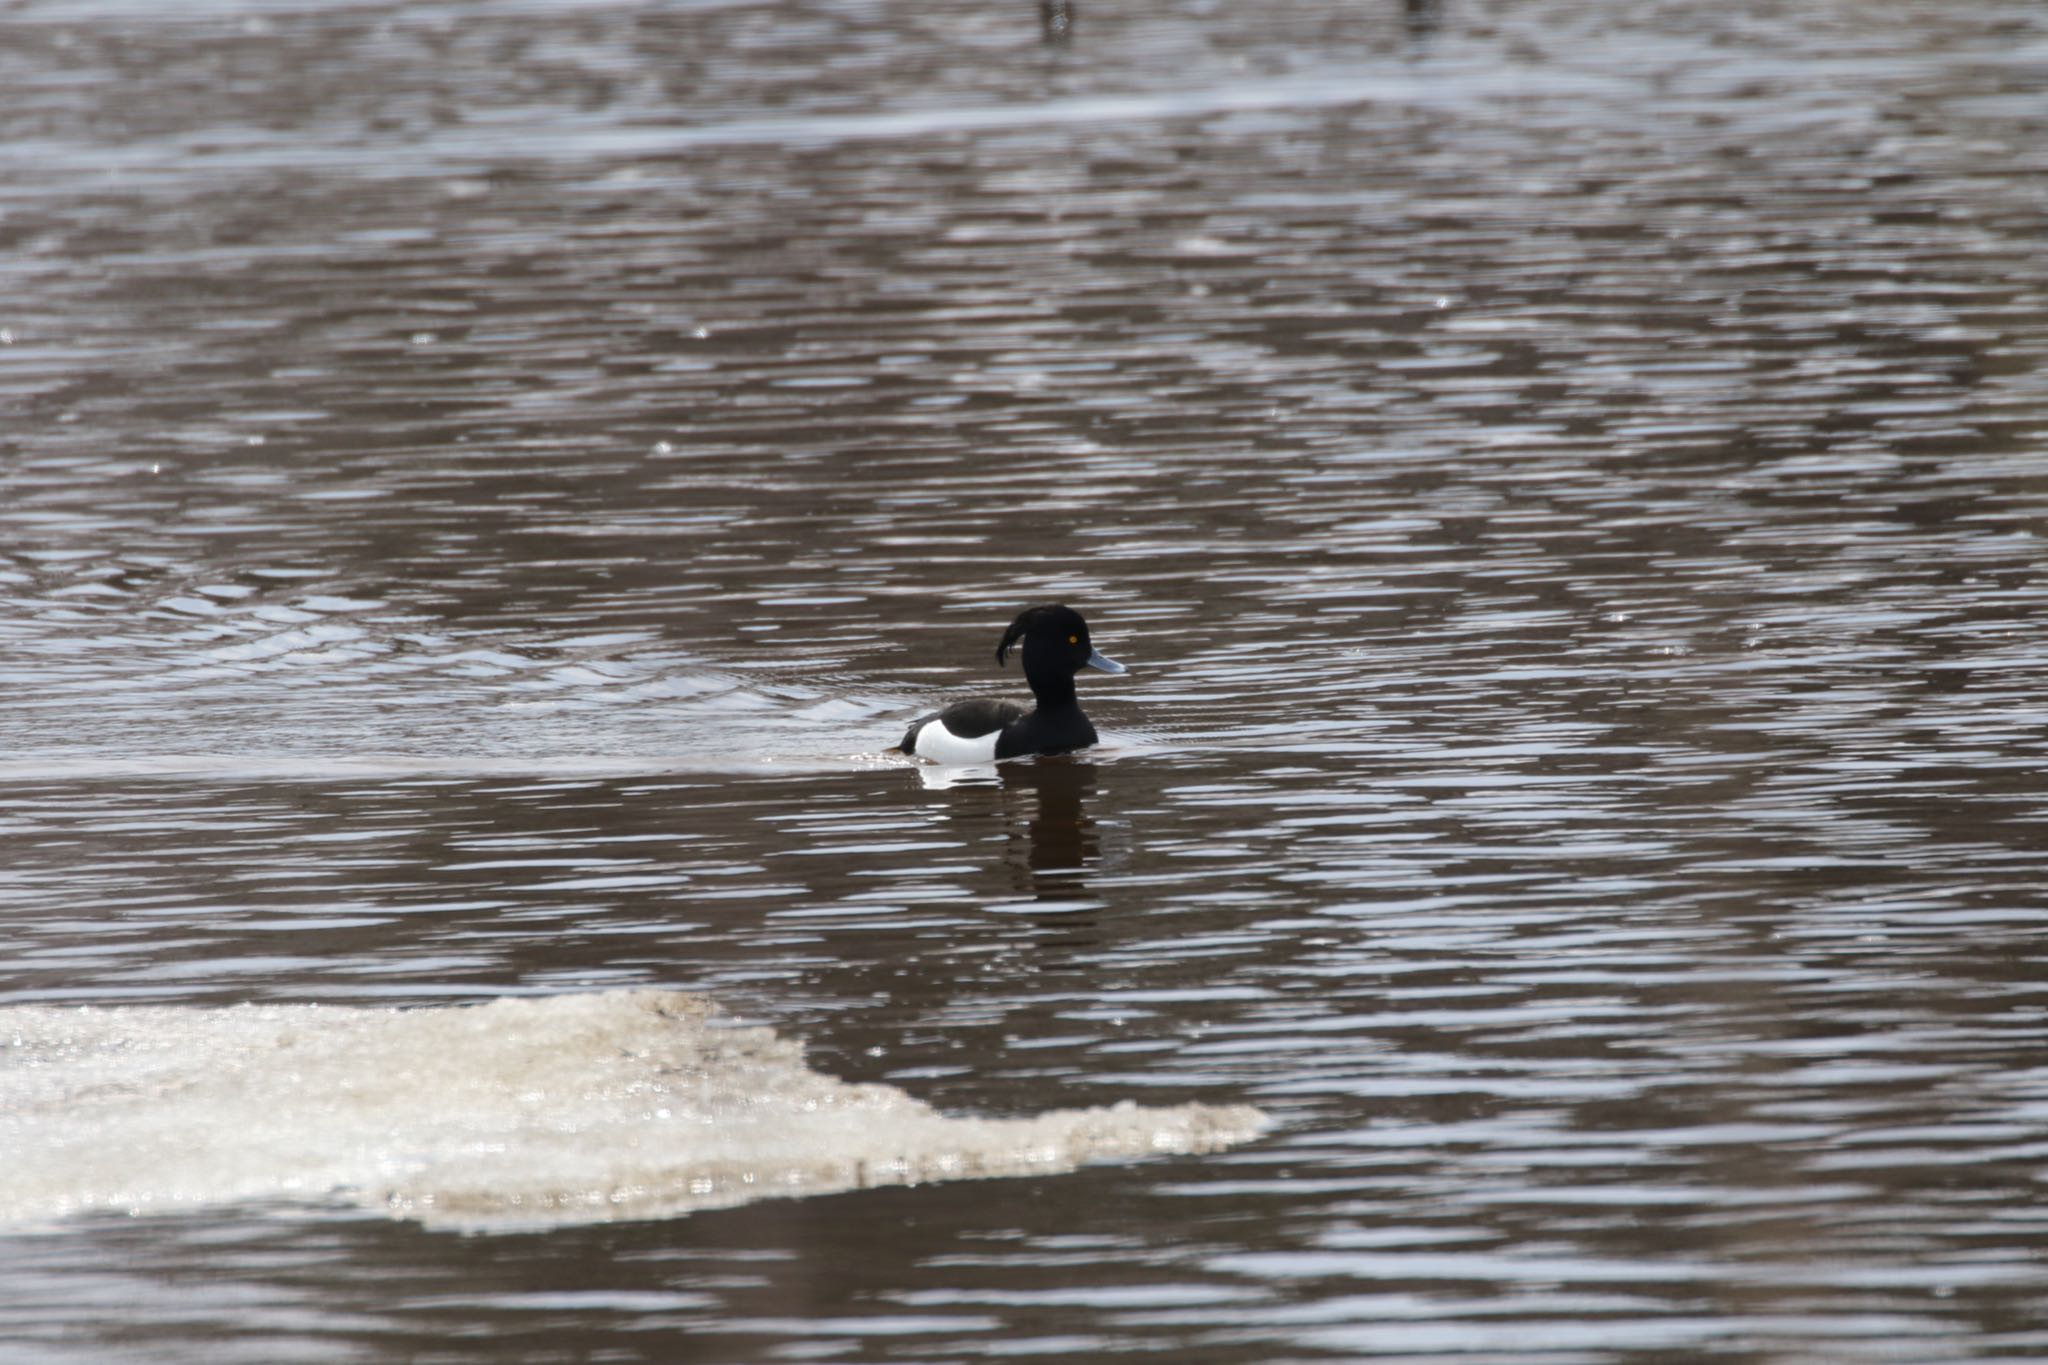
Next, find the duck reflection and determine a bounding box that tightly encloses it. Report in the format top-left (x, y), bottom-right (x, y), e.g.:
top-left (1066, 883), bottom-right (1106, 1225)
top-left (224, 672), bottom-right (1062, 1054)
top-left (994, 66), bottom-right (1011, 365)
top-left (916, 757), bottom-right (1103, 903)
top-left (1005, 757), bottom-right (1099, 896)
top-left (1040, 0), bottom-right (1074, 46)
top-left (1403, 0), bottom-right (1442, 48)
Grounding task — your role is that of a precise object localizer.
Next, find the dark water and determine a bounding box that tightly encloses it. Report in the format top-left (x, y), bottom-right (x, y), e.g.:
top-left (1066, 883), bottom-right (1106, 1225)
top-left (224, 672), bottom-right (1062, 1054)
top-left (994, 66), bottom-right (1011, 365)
top-left (7, 0), bottom-right (2048, 1359)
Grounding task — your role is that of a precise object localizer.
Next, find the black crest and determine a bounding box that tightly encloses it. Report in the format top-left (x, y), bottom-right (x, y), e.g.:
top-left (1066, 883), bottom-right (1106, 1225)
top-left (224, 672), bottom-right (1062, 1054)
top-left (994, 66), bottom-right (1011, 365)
top-left (995, 603), bottom-right (1082, 667)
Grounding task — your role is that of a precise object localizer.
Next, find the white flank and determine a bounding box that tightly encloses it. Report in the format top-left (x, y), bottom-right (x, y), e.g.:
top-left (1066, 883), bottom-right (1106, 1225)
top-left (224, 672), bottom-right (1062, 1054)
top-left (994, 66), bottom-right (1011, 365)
top-left (914, 718), bottom-right (1003, 765)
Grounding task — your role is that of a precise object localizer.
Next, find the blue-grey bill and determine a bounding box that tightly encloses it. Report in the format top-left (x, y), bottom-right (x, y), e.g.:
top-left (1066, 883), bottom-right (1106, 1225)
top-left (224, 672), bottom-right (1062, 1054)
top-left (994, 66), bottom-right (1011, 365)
top-left (1085, 649), bottom-right (1128, 675)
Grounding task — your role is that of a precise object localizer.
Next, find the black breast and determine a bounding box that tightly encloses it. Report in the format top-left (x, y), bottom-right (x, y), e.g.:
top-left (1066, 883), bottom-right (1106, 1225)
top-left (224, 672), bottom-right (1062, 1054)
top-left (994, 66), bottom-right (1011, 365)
top-left (992, 707), bottom-right (1099, 759)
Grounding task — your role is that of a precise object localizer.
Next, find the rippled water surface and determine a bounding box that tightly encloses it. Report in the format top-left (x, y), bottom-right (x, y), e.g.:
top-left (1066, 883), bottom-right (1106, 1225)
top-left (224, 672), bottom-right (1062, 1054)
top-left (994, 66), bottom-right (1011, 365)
top-left (7, 0), bottom-right (2048, 1359)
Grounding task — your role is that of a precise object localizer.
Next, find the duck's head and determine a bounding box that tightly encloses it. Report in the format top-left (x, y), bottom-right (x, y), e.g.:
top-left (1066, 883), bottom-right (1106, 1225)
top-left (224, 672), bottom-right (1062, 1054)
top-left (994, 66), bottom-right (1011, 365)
top-left (995, 604), bottom-right (1127, 677)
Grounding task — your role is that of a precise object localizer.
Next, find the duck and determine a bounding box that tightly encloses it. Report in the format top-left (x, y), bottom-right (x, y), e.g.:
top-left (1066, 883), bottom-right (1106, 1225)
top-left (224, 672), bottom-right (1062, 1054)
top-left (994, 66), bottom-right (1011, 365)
top-left (899, 604), bottom-right (1127, 764)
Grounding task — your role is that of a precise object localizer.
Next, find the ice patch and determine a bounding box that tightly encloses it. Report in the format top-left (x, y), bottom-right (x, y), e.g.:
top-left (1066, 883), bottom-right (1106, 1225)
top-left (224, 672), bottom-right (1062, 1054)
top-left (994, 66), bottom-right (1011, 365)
top-left (0, 990), bottom-right (1265, 1234)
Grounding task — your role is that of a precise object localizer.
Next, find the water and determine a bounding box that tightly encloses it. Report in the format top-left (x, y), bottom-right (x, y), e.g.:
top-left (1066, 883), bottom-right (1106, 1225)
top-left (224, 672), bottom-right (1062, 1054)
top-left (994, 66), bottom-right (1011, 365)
top-left (5, 0), bottom-right (2048, 1358)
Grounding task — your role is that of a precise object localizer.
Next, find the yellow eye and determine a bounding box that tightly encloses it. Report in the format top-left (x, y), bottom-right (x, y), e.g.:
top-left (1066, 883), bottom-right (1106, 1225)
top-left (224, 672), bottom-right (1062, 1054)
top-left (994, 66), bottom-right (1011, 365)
top-left (1068, 634), bottom-right (1078, 645)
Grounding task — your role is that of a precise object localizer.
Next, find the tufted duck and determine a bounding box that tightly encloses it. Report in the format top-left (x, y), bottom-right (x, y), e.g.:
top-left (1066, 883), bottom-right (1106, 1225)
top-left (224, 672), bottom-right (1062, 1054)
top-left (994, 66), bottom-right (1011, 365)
top-left (899, 604), bottom-right (1126, 764)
